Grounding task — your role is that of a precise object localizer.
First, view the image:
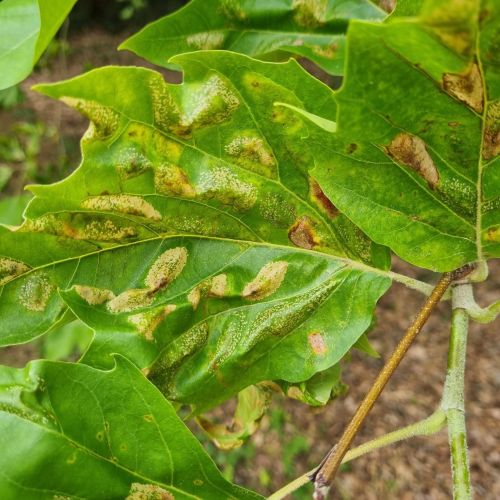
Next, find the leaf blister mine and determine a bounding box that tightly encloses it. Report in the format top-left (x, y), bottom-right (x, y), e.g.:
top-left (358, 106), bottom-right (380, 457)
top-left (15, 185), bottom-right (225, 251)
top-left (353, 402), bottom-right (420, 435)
top-left (128, 304), bottom-right (177, 341)
top-left (186, 31), bottom-right (226, 50)
top-left (197, 166), bottom-right (258, 211)
top-left (145, 247), bottom-right (188, 291)
top-left (242, 261), bottom-right (288, 301)
top-left (483, 101), bottom-right (500, 160)
top-left (188, 273), bottom-right (228, 309)
top-left (386, 133), bottom-right (440, 189)
top-left (19, 273), bottom-right (55, 312)
top-left (0, 258), bottom-right (31, 286)
top-left (443, 63), bottom-right (484, 113)
top-left (288, 215), bottom-right (319, 249)
top-left (293, 0), bottom-right (327, 28)
top-left (126, 482), bottom-right (174, 500)
top-left (224, 133), bottom-right (277, 177)
top-left (81, 195), bottom-right (162, 221)
top-left (74, 285), bottom-right (116, 305)
top-left (62, 97), bottom-right (120, 138)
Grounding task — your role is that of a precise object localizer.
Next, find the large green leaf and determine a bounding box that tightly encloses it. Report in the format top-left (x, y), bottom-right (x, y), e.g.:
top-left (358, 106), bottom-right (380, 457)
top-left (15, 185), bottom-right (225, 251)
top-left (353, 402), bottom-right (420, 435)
top-left (120, 0), bottom-right (385, 76)
top-left (0, 0), bottom-right (78, 90)
top-left (0, 53), bottom-right (393, 410)
top-left (0, 356), bottom-right (260, 499)
top-left (313, 0), bottom-right (500, 272)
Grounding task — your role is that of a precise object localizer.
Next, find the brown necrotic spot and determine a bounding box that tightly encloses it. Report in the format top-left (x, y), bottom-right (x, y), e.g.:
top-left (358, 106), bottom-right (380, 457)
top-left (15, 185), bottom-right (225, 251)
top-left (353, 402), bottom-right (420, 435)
top-left (145, 247), bottom-right (188, 292)
top-left (309, 178), bottom-right (339, 219)
top-left (74, 285), bottom-right (116, 305)
top-left (81, 195), bottom-right (162, 221)
top-left (0, 258), bottom-right (31, 286)
top-left (242, 261), bottom-right (288, 301)
top-left (19, 273), bottom-right (55, 312)
top-left (386, 133), bottom-right (439, 189)
top-left (308, 332), bottom-right (328, 355)
top-left (483, 101), bottom-right (500, 160)
top-left (288, 216), bottom-right (318, 249)
top-left (154, 163), bottom-right (196, 198)
top-left (107, 289), bottom-right (153, 314)
top-left (443, 63), bottom-right (484, 113)
top-left (126, 483), bottom-right (174, 500)
top-left (128, 304), bottom-right (176, 341)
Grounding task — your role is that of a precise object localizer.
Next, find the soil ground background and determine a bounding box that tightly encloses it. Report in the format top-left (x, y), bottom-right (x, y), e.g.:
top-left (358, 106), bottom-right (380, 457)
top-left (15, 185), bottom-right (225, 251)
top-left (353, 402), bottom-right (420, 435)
top-left (0, 25), bottom-right (499, 500)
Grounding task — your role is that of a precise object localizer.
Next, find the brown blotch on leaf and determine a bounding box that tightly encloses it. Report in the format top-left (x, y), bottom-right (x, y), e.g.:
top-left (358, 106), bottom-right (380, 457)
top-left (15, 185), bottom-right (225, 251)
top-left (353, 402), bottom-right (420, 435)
top-left (309, 178), bottom-right (339, 219)
top-left (443, 63), bottom-right (484, 113)
top-left (308, 332), bottom-right (328, 355)
top-left (346, 143), bottom-right (358, 154)
top-left (386, 133), bottom-right (439, 189)
top-left (483, 102), bottom-right (500, 160)
top-left (288, 216), bottom-right (319, 249)
top-left (126, 482), bottom-right (174, 500)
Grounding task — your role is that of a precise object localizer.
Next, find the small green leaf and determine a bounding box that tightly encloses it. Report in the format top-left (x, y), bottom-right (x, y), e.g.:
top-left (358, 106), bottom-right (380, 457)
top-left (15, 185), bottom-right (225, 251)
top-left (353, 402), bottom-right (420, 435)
top-left (313, 0), bottom-right (500, 271)
top-left (0, 356), bottom-right (260, 499)
top-left (120, 0), bottom-right (385, 76)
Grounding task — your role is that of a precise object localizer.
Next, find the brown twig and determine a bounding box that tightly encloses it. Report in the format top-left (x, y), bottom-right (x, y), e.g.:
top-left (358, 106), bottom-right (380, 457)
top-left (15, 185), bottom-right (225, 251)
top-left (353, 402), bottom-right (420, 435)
top-left (311, 265), bottom-right (474, 499)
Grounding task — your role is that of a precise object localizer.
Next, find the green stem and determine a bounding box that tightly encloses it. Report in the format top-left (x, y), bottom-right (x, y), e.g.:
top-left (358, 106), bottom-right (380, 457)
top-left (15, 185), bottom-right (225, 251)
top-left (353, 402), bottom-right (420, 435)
top-left (267, 411), bottom-right (447, 500)
top-left (441, 284), bottom-right (473, 499)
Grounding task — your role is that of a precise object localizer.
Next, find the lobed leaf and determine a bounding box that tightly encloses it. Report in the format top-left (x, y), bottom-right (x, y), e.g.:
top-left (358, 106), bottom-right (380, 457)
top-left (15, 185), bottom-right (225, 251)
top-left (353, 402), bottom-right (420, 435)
top-left (313, 0), bottom-right (500, 271)
top-left (0, 356), bottom-right (260, 499)
top-left (0, 52), bottom-right (392, 410)
top-left (120, 0), bottom-right (385, 76)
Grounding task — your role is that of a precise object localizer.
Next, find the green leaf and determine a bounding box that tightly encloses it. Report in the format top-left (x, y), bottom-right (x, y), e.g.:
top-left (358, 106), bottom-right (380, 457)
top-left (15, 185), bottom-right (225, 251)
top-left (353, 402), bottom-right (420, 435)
top-left (279, 363), bottom-right (346, 406)
top-left (0, 0), bottom-right (77, 90)
top-left (41, 318), bottom-right (93, 360)
top-left (120, 0), bottom-right (385, 76)
top-left (0, 356), bottom-right (260, 499)
top-left (313, 0), bottom-right (500, 272)
top-left (0, 193), bottom-right (31, 225)
top-left (0, 52), bottom-right (392, 410)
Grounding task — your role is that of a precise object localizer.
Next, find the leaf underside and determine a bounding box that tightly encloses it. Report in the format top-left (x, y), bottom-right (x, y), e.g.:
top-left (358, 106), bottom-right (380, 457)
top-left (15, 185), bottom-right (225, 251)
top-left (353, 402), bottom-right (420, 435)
top-left (313, 0), bottom-right (500, 272)
top-left (0, 357), bottom-right (260, 499)
top-left (121, 0), bottom-right (385, 76)
top-left (0, 52), bottom-right (392, 410)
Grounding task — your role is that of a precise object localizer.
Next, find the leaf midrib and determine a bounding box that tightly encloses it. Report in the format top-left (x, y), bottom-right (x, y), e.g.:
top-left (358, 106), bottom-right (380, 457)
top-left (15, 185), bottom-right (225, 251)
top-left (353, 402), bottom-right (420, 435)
top-left (1, 229), bottom-right (430, 293)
